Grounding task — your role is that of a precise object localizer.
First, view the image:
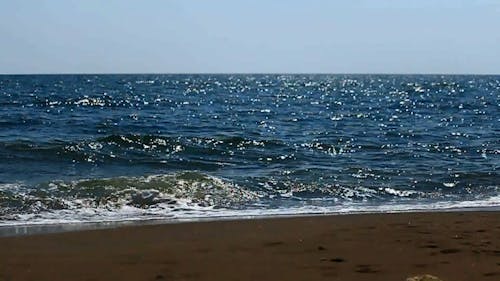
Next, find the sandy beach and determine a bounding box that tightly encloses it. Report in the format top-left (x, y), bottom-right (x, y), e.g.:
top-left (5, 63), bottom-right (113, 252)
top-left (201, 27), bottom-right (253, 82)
top-left (0, 211), bottom-right (499, 281)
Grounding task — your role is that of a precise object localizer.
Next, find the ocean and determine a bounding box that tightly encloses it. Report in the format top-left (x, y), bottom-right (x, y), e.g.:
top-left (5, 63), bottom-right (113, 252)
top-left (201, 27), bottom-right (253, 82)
top-left (0, 74), bottom-right (498, 226)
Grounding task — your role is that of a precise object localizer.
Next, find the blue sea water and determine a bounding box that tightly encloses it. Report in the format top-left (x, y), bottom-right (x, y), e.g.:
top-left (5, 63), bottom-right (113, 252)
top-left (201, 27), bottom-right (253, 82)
top-left (0, 74), bottom-right (498, 225)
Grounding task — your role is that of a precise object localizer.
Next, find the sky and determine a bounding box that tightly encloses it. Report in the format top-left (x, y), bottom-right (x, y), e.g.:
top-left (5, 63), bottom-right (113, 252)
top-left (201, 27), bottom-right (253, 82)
top-left (0, 0), bottom-right (499, 74)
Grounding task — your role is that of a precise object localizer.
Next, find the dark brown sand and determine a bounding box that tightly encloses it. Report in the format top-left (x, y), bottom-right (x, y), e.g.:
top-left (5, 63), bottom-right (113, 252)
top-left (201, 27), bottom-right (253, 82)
top-left (0, 212), bottom-right (499, 281)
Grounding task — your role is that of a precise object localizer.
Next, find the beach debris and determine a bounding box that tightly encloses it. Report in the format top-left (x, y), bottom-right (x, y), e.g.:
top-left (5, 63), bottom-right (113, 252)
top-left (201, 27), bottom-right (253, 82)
top-left (406, 274), bottom-right (444, 281)
top-left (317, 245), bottom-right (326, 251)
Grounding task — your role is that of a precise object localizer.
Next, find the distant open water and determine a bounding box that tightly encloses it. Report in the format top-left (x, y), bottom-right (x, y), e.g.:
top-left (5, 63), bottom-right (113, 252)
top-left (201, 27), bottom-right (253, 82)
top-left (0, 74), bottom-right (498, 226)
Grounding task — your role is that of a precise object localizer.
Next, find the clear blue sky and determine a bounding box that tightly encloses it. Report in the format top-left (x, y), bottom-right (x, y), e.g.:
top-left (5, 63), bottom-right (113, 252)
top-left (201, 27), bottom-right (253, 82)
top-left (1, 0), bottom-right (499, 74)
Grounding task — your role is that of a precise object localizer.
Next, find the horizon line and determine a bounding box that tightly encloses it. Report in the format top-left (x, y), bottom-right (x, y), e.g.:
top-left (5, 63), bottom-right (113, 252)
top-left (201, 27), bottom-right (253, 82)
top-left (1, 72), bottom-right (499, 76)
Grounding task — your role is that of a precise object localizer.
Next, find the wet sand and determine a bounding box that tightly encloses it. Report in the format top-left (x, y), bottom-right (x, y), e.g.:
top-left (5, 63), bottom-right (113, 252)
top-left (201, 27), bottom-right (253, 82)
top-left (0, 211), bottom-right (499, 281)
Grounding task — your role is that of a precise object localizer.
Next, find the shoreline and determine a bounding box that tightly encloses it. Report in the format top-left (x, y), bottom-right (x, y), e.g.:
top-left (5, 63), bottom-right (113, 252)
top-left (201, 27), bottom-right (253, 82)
top-left (2, 206), bottom-right (500, 237)
top-left (1, 211), bottom-right (499, 281)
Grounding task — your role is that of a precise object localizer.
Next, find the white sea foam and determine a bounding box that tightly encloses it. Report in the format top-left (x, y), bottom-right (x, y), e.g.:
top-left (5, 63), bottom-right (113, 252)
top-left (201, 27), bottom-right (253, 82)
top-left (1, 192), bottom-right (499, 227)
top-left (1, 173), bottom-right (499, 227)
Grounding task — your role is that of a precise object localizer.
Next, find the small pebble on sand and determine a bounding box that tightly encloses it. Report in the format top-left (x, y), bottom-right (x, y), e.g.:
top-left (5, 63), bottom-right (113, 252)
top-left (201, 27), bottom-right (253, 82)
top-left (406, 274), bottom-right (443, 281)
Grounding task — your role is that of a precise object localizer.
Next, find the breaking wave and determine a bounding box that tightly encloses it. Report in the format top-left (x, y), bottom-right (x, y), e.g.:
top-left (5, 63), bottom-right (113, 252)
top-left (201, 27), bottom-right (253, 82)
top-left (0, 172), bottom-right (258, 225)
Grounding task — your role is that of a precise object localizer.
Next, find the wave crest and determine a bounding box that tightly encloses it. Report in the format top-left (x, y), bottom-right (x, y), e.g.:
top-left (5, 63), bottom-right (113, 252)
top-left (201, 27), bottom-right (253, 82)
top-left (0, 172), bottom-right (258, 223)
